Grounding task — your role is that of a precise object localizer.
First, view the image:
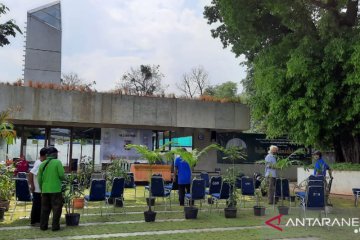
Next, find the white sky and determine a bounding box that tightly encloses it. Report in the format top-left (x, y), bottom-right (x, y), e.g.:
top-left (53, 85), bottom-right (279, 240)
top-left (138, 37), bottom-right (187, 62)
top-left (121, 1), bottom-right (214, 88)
top-left (0, 0), bottom-right (247, 94)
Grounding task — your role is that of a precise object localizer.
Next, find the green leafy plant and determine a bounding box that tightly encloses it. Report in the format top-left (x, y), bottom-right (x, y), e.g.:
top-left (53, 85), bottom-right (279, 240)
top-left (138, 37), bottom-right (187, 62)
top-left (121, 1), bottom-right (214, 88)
top-left (62, 173), bottom-right (84, 214)
top-left (0, 163), bottom-right (14, 201)
top-left (78, 156), bottom-right (93, 189)
top-left (0, 110), bottom-right (17, 145)
top-left (215, 145), bottom-right (247, 208)
top-left (106, 158), bottom-right (128, 191)
top-left (126, 144), bottom-right (172, 212)
top-left (171, 144), bottom-right (218, 169)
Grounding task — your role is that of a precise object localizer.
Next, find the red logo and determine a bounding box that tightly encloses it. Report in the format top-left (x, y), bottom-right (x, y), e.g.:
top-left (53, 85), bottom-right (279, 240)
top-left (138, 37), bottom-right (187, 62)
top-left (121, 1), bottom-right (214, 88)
top-left (265, 214), bottom-right (284, 231)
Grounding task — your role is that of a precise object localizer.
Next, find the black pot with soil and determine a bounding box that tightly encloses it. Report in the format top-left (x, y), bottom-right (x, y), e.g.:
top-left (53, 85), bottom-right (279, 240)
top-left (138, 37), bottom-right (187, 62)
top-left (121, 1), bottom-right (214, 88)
top-left (253, 206), bottom-right (266, 216)
top-left (115, 198), bottom-right (124, 207)
top-left (278, 206), bottom-right (289, 215)
top-left (184, 206), bottom-right (198, 219)
top-left (144, 210), bottom-right (156, 222)
top-left (146, 197), bottom-right (155, 206)
top-left (0, 207), bottom-right (5, 221)
top-left (65, 213), bottom-right (80, 226)
top-left (224, 207), bottom-right (237, 218)
top-left (0, 200), bottom-right (10, 211)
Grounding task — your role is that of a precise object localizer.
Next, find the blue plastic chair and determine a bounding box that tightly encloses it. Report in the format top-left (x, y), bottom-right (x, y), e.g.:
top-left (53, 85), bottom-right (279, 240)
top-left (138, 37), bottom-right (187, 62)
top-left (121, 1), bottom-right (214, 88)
top-left (106, 177), bottom-right (125, 212)
top-left (241, 176), bottom-right (255, 207)
top-left (17, 172), bottom-right (27, 179)
top-left (210, 181), bottom-right (230, 212)
top-left (299, 185), bottom-right (326, 218)
top-left (11, 178), bottom-right (32, 220)
top-left (84, 179), bottom-right (106, 216)
top-left (150, 176), bottom-right (171, 210)
top-left (274, 178), bottom-right (293, 209)
top-left (205, 176), bottom-right (222, 196)
top-left (185, 178), bottom-right (206, 208)
top-left (124, 172), bottom-right (136, 199)
top-left (200, 172), bottom-right (210, 188)
top-left (296, 175), bottom-right (325, 201)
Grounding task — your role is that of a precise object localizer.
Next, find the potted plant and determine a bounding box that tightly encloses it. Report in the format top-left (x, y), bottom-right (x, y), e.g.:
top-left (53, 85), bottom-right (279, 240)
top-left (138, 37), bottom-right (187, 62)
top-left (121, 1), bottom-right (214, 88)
top-left (0, 163), bottom-right (15, 211)
top-left (172, 144), bottom-right (217, 219)
top-left (127, 144), bottom-right (171, 222)
top-left (63, 173), bottom-right (83, 226)
top-left (215, 145), bottom-right (246, 218)
top-left (105, 158), bottom-right (128, 206)
top-left (253, 189), bottom-right (266, 216)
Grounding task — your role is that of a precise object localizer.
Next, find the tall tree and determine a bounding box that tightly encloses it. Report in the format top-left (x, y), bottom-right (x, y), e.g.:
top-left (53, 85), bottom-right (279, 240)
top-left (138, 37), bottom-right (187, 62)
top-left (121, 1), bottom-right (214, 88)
top-left (204, 0), bottom-right (360, 163)
top-left (0, 3), bottom-right (22, 47)
top-left (118, 65), bottom-right (166, 95)
top-left (177, 66), bottom-right (210, 98)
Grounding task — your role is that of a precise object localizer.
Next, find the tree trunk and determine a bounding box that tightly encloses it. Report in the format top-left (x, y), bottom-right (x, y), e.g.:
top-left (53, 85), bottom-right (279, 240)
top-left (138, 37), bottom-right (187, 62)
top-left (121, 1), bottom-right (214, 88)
top-left (333, 133), bottom-right (360, 163)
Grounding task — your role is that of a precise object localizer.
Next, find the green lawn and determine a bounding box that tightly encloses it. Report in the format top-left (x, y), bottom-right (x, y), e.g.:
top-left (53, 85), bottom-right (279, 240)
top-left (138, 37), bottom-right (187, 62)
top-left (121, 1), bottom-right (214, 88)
top-left (0, 186), bottom-right (359, 240)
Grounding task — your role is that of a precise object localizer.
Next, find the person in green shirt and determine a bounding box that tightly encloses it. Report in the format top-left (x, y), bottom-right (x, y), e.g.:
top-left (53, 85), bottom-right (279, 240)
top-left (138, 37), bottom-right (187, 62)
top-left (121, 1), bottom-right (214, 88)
top-left (38, 147), bottom-right (64, 231)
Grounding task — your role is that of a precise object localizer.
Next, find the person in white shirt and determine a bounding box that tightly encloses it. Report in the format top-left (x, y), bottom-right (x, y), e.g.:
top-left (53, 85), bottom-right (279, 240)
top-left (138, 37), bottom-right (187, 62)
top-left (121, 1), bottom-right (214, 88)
top-left (29, 147), bottom-right (47, 226)
top-left (265, 145), bottom-right (278, 204)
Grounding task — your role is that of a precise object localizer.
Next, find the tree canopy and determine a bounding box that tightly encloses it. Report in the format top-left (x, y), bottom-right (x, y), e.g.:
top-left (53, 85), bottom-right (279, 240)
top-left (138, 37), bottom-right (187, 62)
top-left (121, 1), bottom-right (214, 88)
top-left (0, 3), bottom-right (21, 47)
top-left (204, 0), bottom-right (360, 163)
top-left (118, 65), bottom-right (166, 96)
top-left (204, 81), bottom-right (238, 99)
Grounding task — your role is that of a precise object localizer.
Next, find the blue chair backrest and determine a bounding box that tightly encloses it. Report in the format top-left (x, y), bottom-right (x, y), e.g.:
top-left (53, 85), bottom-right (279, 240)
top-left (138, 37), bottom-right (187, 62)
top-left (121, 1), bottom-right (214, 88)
top-left (191, 178), bottom-right (206, 200)
top-left (125, 172), bottom-right (135, 188)
top-left (151, 177), bottom-right (165, 197)
top-left (275, 178), bottom-right (290, 198)
top-left (241, 177), bottom-right (255, 196)
top-left (235, 177), bottom-right (242, 189)
top-left (17, 172), bottom-right (27, 179)
top-left (219, 181), bottom-right (231, 199)
top-left (306, 185), bottom-right (325, 209)
top-left (308, 175), bottom-right (324, 187)
top-left (15, 178), bottom-right (31, 201)
top-left (110, 177), bottom-right (125, 198)
top-left (200, 172), bottom-right (209, 188)
top-left (208, 176), bottom-right (222, 194)
top-left (89, 179), bottom-right (106, 201)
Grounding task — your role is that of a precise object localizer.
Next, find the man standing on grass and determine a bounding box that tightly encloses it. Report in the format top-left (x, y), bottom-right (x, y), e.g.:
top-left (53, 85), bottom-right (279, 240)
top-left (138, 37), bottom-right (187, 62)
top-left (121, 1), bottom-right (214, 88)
top-left (38, 147), bottom-right (64, 231)
top-left (29, 147), bottom-right (47, 227)
top-left (175, 148), bottom-right (192, 206)
top-left (265, 145), bottom-right (278, 204)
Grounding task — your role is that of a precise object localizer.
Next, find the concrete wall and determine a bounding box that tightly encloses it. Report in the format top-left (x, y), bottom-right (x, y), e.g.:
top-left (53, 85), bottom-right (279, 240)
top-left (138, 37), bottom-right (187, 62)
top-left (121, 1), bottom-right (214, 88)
top-left (0, 85), bottom-right (250, 131)
top-left (297, 168), bottom-right (360, 195)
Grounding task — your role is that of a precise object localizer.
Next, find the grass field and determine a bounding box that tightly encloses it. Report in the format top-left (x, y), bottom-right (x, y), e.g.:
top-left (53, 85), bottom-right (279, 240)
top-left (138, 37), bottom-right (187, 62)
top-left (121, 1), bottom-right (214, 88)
top-left (1, 186), bottom-right (359, 240)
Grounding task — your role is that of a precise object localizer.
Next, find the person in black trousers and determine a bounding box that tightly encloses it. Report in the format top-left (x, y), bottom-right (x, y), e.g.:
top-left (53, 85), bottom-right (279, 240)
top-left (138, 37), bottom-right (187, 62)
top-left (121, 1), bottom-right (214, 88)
top-left (29, 147), bottom-right (47, 226)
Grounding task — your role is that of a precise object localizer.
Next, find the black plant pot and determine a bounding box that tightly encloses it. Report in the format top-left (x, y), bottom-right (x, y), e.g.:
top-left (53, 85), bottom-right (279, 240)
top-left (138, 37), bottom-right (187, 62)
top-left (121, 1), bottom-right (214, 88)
top-left (65, 213), bottom-right (80, 226)
top-left (184, 206), bottom-right (198, 219)
top-left (253, 206), bottom-right (266, 216)
top-left (224, 207), bottom-right (237, 218)
top-left (146, 197), bottom-right (155, 206)
top-left (0, 207), bottom-right (5, 221)
top-left (107, 197), bottom-right (114, 205)
top-left (208, 197), bottom-right (214, 205)
top-left (278, 206), bottom-right (289, 215)
top-left (115, 198), bottom-right (123, 207)
top-left (144, 210), bottom-right (156, 222)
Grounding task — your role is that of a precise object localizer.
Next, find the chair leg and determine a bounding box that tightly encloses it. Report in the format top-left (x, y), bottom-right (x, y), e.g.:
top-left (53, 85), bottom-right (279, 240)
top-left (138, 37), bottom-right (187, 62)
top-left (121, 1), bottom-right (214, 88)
top-left (10, 200), bottom-right (18, 220)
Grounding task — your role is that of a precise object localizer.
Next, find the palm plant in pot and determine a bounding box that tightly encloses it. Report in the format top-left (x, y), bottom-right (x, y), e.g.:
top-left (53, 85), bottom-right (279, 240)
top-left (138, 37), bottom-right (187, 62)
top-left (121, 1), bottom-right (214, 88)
top-left (172, 144), bottom-right (217, 219)
top-left (62, 173), bottom-right (83, 226)
top-left (127, 144), bottom-right (172, 222)
top-left (105, 158), bottom-right (128, 206)
top-left (215, 145), bottom-right (246, 218)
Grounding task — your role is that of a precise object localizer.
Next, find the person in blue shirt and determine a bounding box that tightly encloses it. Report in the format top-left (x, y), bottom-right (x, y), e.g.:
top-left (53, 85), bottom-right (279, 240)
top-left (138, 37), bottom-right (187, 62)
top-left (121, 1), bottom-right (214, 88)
top-left (265, 145), bottom-right (278, 204)
top-left (174, 148), bottom-right (192, 206)
top-left (313, 151), bottom-right (333, 178)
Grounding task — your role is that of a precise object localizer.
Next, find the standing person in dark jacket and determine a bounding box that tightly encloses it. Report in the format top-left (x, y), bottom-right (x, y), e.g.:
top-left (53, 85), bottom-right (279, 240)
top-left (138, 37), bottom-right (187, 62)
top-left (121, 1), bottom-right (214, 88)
top-left (38, 147), bottom-right (64, 231)
top-left (175, 148), bottom-right (192, 206)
